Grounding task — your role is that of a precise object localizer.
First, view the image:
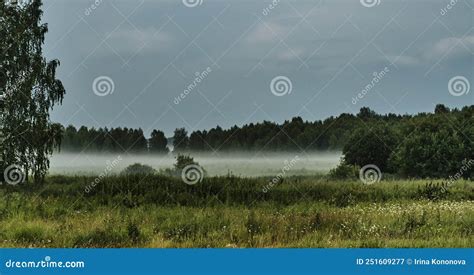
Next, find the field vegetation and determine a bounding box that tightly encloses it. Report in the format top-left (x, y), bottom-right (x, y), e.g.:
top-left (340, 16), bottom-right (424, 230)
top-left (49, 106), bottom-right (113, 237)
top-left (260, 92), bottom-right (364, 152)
top-left (0, 175), bottom-right (472, 248)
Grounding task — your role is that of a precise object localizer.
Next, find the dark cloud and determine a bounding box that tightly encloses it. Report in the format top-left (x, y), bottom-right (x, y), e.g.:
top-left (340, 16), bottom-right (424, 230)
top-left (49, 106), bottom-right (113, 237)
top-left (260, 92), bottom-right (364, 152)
top-left (43, 0), bottom-right (473, 136)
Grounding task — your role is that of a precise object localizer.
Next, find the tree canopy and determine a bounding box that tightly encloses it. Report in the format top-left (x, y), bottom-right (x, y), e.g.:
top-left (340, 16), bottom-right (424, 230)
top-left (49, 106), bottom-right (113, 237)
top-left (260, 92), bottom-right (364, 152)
top-left (1, 0), bottom-right (65, 183)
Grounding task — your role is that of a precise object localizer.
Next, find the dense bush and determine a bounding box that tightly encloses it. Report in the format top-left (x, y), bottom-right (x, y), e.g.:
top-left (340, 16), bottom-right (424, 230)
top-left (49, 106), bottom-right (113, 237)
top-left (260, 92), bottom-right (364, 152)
top-left (341, 105), bottom-right (473, 179)
top-left (328, 162), bottom-right (359, 180)
top-left (343, 124), bottom-right (399, 172)
top-left (121, 163), bottom-right (156, 176)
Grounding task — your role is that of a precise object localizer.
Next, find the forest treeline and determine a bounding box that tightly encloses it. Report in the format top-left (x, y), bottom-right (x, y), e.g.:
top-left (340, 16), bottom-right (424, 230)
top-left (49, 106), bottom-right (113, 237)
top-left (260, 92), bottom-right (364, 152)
top-left (59, 104), bottom-right (473, 178)
top-left (61, 105), bottom-right (471, 151)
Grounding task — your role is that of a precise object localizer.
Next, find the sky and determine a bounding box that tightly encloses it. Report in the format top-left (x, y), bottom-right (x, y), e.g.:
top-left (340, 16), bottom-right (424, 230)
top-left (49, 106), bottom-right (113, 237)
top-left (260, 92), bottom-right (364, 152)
top-left (42, 0), bottom-right (473, 136)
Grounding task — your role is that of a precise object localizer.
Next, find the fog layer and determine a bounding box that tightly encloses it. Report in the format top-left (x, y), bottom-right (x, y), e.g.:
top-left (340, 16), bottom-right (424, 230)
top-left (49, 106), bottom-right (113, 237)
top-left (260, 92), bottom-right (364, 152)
top-left (49, 152), bottom-right (342, 177)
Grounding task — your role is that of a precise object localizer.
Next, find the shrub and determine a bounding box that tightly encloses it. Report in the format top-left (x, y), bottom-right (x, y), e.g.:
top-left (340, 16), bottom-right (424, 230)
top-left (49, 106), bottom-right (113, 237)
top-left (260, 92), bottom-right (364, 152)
top-left (328, 162), bottom-right (359, 180)
top-left (417, 182), bottom-right (449, 201)
top-left (161, 154), bottom-right (205, 178)
top-left (121, 163), bottom-right (156, 176)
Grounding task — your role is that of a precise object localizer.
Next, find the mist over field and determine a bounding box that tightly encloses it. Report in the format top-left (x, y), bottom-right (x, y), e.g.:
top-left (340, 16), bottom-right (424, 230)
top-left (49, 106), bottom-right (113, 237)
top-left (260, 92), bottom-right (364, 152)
top-left (49, 152), bottom-right (342, 177)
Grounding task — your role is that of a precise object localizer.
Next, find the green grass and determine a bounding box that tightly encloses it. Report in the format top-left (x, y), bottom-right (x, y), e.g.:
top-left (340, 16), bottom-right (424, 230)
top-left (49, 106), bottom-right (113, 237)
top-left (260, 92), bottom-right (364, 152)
top-left (0, 175), bottom-right (472, 248)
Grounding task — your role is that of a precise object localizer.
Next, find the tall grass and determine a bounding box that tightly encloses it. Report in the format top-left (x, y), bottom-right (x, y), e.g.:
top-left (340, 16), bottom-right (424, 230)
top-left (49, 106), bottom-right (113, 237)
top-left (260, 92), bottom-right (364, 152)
top-left (0, 175), bottom-right (472, 248)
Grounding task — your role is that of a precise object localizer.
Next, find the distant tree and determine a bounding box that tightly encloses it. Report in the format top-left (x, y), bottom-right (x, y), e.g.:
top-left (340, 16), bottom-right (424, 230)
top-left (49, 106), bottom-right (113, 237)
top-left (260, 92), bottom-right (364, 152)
top-left (129, 128), bottom-right (147, 153)
top-left (189, 131), bottom-right (206, 151)
top-left (174, 154), bottom-right (198, 171)
top-left (1, 0), bottom-right (66, 183)
top-left (343, 124), bottom-right (400, 172)
top-left (390, 114), bottom-right (469, 178)
top-left (172, 128), bottom-right (189, 152)
top-left (121, 163), bottom-right (156, 176)
top-left (149, 130), bottom-right (168, 154)
top-left (434, 104), bottom-right (450, 114)
top-left (357, 107), bottom-right (377, 120)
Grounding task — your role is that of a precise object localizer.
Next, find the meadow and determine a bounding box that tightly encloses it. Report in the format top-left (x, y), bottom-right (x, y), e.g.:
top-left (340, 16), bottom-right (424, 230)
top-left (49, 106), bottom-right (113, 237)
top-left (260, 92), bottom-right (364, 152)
top-left (0, 175), bottom-right (472, 248)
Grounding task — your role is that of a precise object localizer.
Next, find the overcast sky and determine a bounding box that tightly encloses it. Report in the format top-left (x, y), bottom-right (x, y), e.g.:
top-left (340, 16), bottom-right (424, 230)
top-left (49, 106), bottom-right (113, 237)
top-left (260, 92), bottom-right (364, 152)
top-left (42, 0), bottom-right (473, 136)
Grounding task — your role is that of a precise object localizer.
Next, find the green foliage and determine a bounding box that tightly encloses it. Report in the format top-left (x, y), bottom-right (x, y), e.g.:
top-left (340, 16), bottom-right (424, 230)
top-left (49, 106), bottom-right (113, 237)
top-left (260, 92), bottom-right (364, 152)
top-left (0, 175), bottom-right (472, 248)
top-left (328, 162), bottom-right (359, 180)
top-left (343, 124), bottom-right (399, 172)
top-left (121, 163), bottom-right (156, 176)
top-left (1, 0), bottom-right (66, 183)
top-left (160, 154), bottom-right (204, 178)
top-left (417, 182), bottom-right (449, 201)
top-left (149, 130), bottom-right (168, 154)
top-left (55, 105), bottom-right (473, 181)
top-left (174, 154), bottom-right (197, 170)
top-left (390, 108), bottom-right (473, 178)
top-left (172, 128), bottom-right (189, 152)
top-left (61, 126), bottom-right (148, 153)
